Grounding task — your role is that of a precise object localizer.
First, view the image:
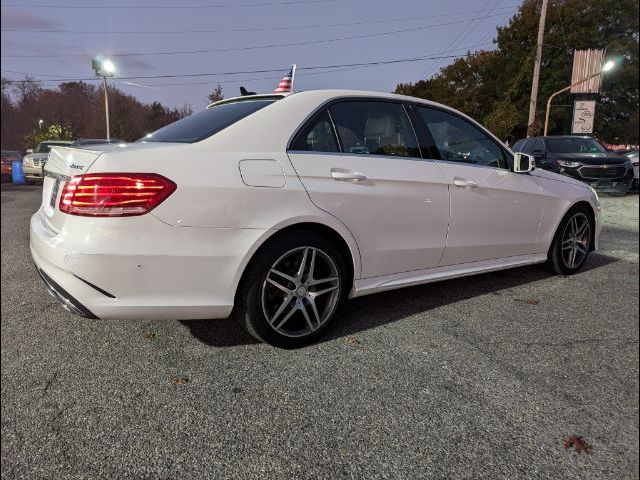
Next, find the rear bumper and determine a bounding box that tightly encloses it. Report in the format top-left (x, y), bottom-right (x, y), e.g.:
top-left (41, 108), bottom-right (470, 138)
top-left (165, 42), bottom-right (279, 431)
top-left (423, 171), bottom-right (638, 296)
top-left (30, 209), bottom-right (269, 320)
top-left (35, 265), bottom-right (98, 318)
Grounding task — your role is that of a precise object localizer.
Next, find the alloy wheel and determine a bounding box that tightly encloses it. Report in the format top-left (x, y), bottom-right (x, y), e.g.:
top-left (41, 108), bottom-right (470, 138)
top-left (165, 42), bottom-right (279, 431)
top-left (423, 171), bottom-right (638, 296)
top-left (561, 212), bottom-right (591, 269)
top-left (261, 246), bottom-right (341, 338)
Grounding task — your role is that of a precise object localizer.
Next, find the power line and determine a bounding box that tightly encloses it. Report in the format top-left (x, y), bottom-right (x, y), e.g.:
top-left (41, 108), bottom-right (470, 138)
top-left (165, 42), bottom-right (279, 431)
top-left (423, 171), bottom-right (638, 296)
top-left (0, 0), bottom-right (334, 9)
top-left (1, 6), bottom-right (517, 34)
top-left (1, 46), bottom-right (495, 85)
top-left (1, 13), bottom-right (511, 58)
top-left (423, 0), bottom-right (507, 79)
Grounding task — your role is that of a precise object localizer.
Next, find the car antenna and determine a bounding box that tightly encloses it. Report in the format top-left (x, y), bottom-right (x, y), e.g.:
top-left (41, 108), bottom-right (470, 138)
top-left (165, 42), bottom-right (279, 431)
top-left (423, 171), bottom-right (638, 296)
top-left (240, 86), bottom-right (256, 96)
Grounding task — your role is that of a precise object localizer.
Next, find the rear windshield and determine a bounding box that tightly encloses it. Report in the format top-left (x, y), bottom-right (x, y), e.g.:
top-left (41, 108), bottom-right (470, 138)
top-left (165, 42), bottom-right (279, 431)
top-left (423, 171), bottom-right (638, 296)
top-left (546, 137), bottom-right (607, 154)
top-left (140, 99), bottom-right (278, 143)
top-left (34, 142), bottom-right (71, 153)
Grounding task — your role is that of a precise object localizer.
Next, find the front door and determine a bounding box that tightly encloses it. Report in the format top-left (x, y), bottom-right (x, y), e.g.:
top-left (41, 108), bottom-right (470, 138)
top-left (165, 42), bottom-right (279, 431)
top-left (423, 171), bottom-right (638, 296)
top-left (415, 106), bottom-right (543, 266)
top-left (287, 100), bottom-right (450, 279)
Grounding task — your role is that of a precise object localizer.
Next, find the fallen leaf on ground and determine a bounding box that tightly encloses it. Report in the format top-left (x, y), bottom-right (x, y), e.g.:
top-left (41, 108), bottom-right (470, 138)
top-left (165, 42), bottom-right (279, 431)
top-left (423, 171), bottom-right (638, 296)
top-left (516, 298), bottom-right (539, 305)
top-left (172, 377), bottom-right (189, 385)
top-left (143, 332), bottom-right (155, 339)
top-left (563, 435), bottom-right (592, 454)
top-left (346, 338), bottom-right (360, 347)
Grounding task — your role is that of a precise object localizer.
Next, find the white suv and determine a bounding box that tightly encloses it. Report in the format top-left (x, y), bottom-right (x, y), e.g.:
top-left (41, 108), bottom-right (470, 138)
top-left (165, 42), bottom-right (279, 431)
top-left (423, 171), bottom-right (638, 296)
top-left (23, 140), bottom-right (73, 182)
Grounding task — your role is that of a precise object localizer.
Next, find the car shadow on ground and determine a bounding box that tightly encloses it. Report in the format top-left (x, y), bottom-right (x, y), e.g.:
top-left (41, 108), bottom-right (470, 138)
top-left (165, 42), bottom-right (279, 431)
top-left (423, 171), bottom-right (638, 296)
top-left (180, 252), bottom-right (618, 348)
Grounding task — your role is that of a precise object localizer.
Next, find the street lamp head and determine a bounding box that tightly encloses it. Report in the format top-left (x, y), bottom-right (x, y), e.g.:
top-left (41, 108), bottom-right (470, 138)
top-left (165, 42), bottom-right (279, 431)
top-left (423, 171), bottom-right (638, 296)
top-left (92, 56), bottom-right (116, 77)
top-left (602, 60), bottom-right (615, 72)
top-left (101, 60), bottom-right (116, 75)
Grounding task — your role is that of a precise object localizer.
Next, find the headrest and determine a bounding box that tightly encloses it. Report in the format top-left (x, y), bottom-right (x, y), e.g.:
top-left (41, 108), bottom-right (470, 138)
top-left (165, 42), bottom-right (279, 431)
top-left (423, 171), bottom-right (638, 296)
top-left (364, 113), bottom-right (395, 138)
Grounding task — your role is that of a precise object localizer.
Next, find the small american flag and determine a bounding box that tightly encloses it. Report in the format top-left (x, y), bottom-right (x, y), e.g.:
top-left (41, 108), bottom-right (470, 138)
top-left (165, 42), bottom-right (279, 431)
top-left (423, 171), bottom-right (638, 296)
top-left (274, 65), bottom-right (296, 93)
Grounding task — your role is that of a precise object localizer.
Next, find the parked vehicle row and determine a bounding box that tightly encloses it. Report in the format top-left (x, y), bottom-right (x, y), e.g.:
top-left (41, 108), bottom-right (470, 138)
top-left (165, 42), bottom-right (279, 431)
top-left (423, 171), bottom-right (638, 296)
top-left (19, 138), bottom-right (126, 183)
top-left (31, 90), bottom-right (601, 348)
top-left (511, 136), bottom-right (636, 196)
top-left (22, 140), bottom-right (74, 183)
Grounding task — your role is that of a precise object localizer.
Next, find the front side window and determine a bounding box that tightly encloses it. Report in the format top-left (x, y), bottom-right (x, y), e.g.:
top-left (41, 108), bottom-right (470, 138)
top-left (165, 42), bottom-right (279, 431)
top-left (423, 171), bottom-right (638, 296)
top-left (417, 107), bottom-right (507, 169)
top-left (141, 98), bottom-right (278, 143)
top-left (328, 101), bottom-right (420, 158)
top-left (545, 137), bottom-right (607, 154)
top-left (290, 110), bottom-right (339, 152)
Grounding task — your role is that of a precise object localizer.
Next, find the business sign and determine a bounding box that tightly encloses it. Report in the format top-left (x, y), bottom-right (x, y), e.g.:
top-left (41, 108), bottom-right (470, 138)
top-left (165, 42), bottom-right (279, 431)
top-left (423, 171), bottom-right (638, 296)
top-left (572, 100), bottom-right (596, 134)
top-left (571, 49), bottom-right (604, 93)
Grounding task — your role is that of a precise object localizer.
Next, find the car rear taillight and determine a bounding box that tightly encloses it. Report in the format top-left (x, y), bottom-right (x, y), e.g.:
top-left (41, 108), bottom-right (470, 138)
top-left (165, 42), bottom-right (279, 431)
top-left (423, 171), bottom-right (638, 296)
top-left (59, 173), bottom-right (176, 217)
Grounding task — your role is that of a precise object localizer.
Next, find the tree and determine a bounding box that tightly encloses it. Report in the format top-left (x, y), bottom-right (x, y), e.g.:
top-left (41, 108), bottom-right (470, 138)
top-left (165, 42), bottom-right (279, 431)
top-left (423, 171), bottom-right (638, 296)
top-left (1, 78), bottom-right (193, 151)
top-left (395, 0), bottom-right (639, 143)
top-left (23, 123), bottom-right (74, 150)
top-left (207, 84), bottom-right (224, 104)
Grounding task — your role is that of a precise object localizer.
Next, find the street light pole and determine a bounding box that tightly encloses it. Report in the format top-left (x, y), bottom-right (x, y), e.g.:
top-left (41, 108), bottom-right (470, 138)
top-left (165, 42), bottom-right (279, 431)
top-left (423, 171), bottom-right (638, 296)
top-left (102, 76), bottom-right (110, 140)
top-left (92, 56), bottom-right (115, 141)
top-left (543, 61), bottom-right (615, 136)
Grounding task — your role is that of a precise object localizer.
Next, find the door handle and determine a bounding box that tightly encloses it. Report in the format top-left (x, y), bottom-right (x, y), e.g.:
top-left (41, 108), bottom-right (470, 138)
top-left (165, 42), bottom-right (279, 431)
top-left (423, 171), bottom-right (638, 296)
top-left (331, 169), bottom-right (368, 182)
top-left (453, 177), bottom-right (478, 189)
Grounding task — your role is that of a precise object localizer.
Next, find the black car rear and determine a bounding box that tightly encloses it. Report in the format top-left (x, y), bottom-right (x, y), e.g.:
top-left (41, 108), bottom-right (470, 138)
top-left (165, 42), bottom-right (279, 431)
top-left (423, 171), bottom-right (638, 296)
top-left (512, 136), bottom-right (634, 195)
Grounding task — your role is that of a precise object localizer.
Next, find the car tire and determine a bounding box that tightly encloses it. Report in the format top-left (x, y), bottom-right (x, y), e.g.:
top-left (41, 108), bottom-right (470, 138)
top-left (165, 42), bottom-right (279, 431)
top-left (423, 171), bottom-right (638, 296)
top-left (238, 231), bottom-right (347, 348)
top-left (545, 205), bottom-right (594, 275)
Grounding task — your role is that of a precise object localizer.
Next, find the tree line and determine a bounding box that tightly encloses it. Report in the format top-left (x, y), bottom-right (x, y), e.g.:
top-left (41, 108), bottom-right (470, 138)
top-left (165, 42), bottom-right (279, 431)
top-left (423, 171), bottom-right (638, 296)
top-left (395, 0), bottom-right (639, 144)
top-left (1, 78), bottom-right (194, 151)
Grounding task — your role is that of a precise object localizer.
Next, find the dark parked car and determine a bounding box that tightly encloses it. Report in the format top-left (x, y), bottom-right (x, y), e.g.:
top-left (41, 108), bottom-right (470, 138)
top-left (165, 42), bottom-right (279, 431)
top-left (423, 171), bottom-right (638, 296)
top-left (1, 150), bottom-right (23, 183)
top-left (512, 136), bottom-right (635, 196)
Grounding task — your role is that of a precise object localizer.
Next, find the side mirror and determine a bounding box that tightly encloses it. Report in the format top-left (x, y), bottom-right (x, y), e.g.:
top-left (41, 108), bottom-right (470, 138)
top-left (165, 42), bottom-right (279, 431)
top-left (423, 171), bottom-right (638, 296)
top-left (26, 149), bottom-right (33, 154)
top-left (513, 152), bottom-right (535, 173)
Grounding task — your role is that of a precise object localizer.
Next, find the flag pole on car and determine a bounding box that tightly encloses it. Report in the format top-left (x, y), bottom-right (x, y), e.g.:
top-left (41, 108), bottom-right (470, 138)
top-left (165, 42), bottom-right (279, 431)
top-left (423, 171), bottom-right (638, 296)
top-left (274, 65), bottom-right (296, 93)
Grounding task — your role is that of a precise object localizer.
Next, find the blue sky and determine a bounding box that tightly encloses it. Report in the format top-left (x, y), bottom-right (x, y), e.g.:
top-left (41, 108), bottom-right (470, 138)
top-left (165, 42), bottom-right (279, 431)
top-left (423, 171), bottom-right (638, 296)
top-left (1, 0), bottom-right (518, 109)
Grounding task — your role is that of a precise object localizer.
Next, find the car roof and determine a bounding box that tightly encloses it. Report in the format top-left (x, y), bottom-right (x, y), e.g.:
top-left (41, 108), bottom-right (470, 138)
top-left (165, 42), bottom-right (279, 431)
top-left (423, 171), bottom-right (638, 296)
top-left (209, 89), bottom-right (468, 113)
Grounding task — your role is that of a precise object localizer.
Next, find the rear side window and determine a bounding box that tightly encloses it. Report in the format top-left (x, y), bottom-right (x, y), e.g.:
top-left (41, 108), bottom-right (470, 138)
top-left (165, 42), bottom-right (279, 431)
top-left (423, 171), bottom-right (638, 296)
top-left (329, 101), bottom-right (420, 158)
top-left (290, 110), bottom-right (339, 152)
top-left (142, 99), bottom-right (277, 143)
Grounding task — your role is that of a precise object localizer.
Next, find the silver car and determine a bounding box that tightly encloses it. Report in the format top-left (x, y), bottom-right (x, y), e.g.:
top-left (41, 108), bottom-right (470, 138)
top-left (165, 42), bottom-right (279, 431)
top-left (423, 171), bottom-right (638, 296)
top-left (624, 150), bottom-right (639, 189)
top-left (23, 140), bottom-right (73, 182)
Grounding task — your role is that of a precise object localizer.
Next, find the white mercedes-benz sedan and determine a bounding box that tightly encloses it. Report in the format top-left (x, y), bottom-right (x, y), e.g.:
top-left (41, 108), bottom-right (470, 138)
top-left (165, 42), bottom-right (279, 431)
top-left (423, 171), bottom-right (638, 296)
top-left (31, 90), bottom-right (601, 348)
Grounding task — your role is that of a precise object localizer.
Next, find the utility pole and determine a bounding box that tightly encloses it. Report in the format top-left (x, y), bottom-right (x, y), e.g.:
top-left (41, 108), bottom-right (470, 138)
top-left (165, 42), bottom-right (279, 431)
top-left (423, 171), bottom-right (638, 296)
top-left (527, 0), bottom-right (549, 137)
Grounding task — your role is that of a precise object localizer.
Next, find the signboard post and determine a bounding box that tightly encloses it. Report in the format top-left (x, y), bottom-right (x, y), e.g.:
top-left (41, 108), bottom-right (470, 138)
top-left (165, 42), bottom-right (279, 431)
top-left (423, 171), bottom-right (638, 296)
top-left (571, 100), bottom-right (596, 134)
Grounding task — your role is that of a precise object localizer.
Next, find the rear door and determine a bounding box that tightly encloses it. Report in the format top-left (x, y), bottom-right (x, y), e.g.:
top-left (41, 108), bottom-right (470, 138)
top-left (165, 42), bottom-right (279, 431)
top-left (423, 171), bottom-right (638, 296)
top-left (287, 99), bottom-right (450, 279)
top-left (414, 106), bottom-right (543, 265)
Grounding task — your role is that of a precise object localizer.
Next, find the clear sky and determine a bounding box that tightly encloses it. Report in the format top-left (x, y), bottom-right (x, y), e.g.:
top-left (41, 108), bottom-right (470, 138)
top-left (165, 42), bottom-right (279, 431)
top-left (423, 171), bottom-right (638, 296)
top-left (1, 0), bottom-right (518, 110)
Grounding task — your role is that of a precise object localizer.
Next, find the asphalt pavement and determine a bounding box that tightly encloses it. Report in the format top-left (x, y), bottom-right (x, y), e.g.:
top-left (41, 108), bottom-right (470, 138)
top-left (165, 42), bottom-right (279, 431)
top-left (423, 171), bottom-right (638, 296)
top-left (1, 185), bottom-right (638, 479)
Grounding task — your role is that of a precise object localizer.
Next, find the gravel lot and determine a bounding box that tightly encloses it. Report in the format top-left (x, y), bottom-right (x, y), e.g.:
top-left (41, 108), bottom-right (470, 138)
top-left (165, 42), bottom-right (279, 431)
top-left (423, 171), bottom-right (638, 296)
top-left (1, 185), bottom-right (638, 480)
